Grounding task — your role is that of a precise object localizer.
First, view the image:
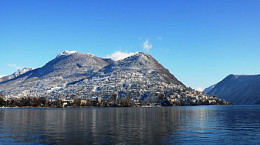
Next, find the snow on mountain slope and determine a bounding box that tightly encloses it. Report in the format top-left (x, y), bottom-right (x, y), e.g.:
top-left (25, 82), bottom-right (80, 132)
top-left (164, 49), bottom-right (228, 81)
top-left (0, 51), bottom-right (110, 97)
top-left (56, 50), bottom-right (78, 57)
top-left (0, 67), bottom-right (34, 83)
top-left (88, 52), bottom-right (183, 85)
top-left (0, 51), bottom-right (184, 98)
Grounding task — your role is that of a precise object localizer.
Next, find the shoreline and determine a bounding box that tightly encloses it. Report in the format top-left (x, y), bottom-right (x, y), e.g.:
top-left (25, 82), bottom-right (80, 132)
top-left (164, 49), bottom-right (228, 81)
top-left (0, 104), bottom-right (232, 109)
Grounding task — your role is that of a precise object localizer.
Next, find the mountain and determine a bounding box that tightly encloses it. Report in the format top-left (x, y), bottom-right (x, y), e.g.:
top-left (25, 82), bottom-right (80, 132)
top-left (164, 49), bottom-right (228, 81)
top-left (203, 85), bottom-right (215, 94)
top-left (0, 51), bottom-right (229, 106)
top-left (0, 51), bottom-right (110, 97)
top-left (0, 51), bottom-right (183, 98)
top-left (205, 74), bottom-right (260, 105)
top-left (65, 52), bottom-right (184, 96)
top-left (0, 67), bottom-right (34, 83)
top-left (32, 51), bottom-right (109, 77)
top-left (89, 52), bottom-right (183, 85)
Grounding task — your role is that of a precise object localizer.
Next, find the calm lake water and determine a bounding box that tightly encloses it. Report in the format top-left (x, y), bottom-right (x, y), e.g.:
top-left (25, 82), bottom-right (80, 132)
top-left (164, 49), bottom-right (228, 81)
top-left (0, 106), bottom-right (259, 145)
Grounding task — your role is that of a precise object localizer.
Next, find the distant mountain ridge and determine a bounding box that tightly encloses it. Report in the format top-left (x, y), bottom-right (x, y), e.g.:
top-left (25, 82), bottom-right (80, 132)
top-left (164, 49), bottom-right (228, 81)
top-left (203, 85), bottom-right (215, 94)
top-left (204, 74), bottom-right (260, 105)
top-left (0, 67), bottom-right (34, 83)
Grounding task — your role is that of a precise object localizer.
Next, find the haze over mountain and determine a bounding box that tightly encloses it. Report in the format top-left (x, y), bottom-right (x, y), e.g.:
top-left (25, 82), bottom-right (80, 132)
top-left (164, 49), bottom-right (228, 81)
top-left (204, 74), bottom-right (260, 105)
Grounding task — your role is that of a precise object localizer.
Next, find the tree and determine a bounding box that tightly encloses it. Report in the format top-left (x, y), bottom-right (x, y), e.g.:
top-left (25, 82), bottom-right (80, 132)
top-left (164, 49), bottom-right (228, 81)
top-left (119, 97), bottom-right (135, 107)
top-left (74, 98), bottom-right (81, 107)
top-left (0, 93), bottom-right (5, 106)
top-left (32, 97), bottom-right (38, 107)
top-left (38, 97), bottom-right (46, 107)
top-left (22, 97), bottom-right (32, 106)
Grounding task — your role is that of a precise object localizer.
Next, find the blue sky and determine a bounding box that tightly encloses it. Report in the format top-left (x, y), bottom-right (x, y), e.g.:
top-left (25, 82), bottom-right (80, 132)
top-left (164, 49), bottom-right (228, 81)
top-left (0, 0), bottom-right (259, 90)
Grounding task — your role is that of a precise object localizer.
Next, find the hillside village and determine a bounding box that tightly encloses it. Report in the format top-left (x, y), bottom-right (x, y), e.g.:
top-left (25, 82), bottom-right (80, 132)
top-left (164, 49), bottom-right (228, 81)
top-left (0, 51), bottom-right (230, 107)
top-left (0, 69), bottom-right (230, 107)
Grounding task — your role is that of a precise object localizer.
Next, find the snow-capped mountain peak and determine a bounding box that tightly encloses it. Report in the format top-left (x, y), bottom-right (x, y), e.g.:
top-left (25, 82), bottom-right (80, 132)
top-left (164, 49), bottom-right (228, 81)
top-left (57, 50), bottom-right (78, 57)
top-left (0, 51), bottom-right (183, 98)
top-left (13, 67), bottom-right (34, 77)
top-left (56, 50), bottom-right (97, 58)
top-left (0, 67), bottom-right (34, 83)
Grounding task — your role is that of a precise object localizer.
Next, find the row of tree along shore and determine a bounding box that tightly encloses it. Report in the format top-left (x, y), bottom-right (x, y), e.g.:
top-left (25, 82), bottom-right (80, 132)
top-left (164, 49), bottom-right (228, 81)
top-left (0, 93), bottom-right (230, 108)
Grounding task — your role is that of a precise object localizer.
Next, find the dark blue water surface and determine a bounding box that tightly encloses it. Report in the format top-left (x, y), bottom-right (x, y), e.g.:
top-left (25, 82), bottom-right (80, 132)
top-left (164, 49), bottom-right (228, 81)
top-left (0, 105), bottom-right (259, 145)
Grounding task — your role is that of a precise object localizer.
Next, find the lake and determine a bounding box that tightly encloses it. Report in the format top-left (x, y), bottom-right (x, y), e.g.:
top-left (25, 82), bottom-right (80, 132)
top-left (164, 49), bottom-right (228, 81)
top-left (0, 106), bottom-right (259, 145)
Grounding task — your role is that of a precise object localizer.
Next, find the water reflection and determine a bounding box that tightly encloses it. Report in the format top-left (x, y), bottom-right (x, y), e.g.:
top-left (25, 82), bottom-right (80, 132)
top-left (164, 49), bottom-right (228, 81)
top-left (0, 106), bottom-right (259, 144)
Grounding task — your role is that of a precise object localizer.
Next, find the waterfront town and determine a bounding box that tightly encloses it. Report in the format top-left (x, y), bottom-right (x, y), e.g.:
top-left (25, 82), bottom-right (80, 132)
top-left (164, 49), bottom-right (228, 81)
top-left (0, 70), bottom-right (230, 107)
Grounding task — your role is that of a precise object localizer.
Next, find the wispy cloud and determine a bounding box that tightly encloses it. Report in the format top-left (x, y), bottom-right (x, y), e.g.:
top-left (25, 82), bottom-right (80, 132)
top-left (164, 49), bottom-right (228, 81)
top-left (143, 40), bottom-right (152, 51)
top-left (7, 64), bottom-right (22, 70)
top-left (157, 36), bottom-right (162, 40)
top-left (105, 51), bottom-right (137, 61)
top-left (196, 87), bottom-right (204, 92)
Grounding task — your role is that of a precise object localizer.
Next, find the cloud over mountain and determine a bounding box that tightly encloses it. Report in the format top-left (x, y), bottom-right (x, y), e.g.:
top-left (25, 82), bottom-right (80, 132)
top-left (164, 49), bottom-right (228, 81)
top-left (105, 51), bottom-right (137, 61)
top-left (143, 40), bottom-right (152, 51)
top-left (196, 87), bottom-right (203, 92)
